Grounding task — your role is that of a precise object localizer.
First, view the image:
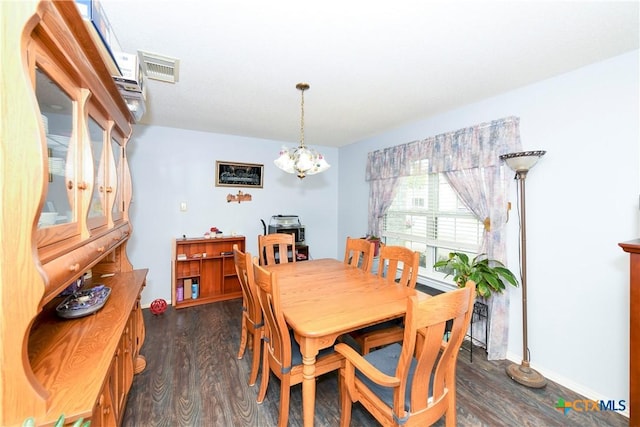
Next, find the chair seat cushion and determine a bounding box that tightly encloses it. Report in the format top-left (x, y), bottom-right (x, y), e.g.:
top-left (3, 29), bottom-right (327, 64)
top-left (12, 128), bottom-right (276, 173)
top-left (289, 330), bottom-right (335, 368)
top-left (344, 318), bottom-right (404, 353)
top-left (355, 343), bottom-right (420, 411)
top-left (356, 318), bottom-right (403, 335)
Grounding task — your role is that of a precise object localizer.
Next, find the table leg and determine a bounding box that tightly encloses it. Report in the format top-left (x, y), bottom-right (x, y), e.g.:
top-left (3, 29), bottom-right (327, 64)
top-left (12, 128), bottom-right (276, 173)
top-left (299, 337), bottom-right (319, 427)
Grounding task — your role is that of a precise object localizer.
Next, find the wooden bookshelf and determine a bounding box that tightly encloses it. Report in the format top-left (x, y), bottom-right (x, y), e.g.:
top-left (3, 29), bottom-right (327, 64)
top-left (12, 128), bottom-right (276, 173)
top-left (171, 236), bottom-right (245, 308)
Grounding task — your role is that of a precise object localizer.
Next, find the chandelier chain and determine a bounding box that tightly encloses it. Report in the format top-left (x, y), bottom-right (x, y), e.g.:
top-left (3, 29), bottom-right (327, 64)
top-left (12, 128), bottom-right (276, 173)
top-left (299, 86), bottom-right (305, 148)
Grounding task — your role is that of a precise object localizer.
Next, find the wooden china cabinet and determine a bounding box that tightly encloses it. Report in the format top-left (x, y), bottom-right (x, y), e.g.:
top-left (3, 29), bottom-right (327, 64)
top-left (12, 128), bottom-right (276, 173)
top-left (1, 1), bottom-right (146, 426)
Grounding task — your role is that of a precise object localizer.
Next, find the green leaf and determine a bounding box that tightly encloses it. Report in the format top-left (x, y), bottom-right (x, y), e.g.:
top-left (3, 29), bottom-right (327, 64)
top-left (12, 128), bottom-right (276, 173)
top-left (484, 273), bottom-right (499, 290)
top-left (477, 282), bottom-right (490, 298)
top-left (433, 259), bottom-right (448, 268)
top-left (494, 266), bottom-right (519, 287)
top-left (454, 252), bottom-right (469, 264)
top-left (54, 415), bottom-right (65, 427)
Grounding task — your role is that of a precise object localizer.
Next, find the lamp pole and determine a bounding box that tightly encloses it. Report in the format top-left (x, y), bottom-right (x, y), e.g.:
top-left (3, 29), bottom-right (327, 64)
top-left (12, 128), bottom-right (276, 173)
top-left (500, 150), bottom-right (547, 389)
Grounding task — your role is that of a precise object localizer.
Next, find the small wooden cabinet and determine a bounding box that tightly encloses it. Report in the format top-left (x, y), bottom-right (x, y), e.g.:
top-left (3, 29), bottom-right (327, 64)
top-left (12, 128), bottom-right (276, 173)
top-left (172, 236), bottom-right (246, 308)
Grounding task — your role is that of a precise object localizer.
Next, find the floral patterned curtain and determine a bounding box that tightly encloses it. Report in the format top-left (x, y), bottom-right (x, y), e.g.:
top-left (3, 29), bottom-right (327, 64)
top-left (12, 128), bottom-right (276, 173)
top-left (368, 177), bottom-right (399, 238)
top-left (365, 116), bottom-right (522, 359)
top-left (444, 166), bottom-right (511, 359)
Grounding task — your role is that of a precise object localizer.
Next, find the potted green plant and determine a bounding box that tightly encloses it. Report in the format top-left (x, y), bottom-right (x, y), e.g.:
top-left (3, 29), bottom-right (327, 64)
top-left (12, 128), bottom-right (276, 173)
top-left (433, 252), bottom-right (518, 298)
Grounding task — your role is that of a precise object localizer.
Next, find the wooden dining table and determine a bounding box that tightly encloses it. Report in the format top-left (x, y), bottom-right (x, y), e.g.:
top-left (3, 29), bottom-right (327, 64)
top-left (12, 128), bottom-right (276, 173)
top-left (264, 258), bottom-right (429, 427)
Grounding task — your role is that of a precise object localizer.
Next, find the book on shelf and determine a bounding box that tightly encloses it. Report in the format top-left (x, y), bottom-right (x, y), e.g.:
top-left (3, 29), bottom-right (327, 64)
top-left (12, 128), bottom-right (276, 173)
top-left (184, 278), bottom-right (192, 300)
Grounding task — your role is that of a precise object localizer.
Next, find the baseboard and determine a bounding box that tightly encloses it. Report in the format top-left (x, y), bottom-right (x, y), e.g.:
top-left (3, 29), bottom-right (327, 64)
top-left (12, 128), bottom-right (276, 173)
top-left (504, 351), bottom-right (629, 419)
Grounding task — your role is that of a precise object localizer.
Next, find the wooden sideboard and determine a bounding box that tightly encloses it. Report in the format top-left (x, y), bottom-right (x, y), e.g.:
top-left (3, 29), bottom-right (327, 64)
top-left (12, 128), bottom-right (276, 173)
top-left (172, 236), bottom-right (245, 308)
top-left (619, 239), bottom-right (639, 427)
top-left (1, 1), bottom-right (145, 425)
top-left (29, 270), bottom-right (148, 426)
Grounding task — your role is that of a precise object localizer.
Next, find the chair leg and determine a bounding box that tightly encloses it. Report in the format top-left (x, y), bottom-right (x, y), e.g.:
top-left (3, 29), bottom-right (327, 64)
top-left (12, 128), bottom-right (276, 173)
top-left (278, 375), bottom-right (291, 427)
top-left (248, 329), bottom-right (261, 386)
top-left (445, 393), bottom-right (456, 427)
top-left (257, 340), bottom-right (269, 403)
top-left (339, 371), bottom-right (352, 427)
top-left (361, 339), bottom-right (371, 355)
top-left (238, 315), bottom-right (248, 359)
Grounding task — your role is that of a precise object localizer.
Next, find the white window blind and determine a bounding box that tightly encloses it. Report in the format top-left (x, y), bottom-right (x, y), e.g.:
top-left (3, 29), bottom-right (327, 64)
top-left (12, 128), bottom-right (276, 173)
top-left (382, 171), bottom-right (482, 279)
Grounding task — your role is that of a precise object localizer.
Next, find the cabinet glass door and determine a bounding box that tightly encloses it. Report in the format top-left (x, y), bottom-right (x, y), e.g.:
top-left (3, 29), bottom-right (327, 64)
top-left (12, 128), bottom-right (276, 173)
top-left (110, 137), bottom-right (123, 222)
top-left (36, 68), bottom-right (73, 229)
top-left (88, 116), bottom-right (106, 227)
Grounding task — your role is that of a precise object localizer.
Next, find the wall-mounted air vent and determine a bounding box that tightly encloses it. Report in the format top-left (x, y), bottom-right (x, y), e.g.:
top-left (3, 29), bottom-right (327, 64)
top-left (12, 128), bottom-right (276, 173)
top-left (138, 51), bottom-right (180, 83)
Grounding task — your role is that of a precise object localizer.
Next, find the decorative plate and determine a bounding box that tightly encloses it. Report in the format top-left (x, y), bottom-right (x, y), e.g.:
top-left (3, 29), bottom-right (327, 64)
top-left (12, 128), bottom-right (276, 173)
top-left (56, 285), bottom-right (111, 319)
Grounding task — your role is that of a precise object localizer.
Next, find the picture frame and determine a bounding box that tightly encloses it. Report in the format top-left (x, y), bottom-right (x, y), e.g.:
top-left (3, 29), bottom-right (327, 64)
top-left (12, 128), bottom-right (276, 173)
top-left (215, 161), bottom-right (264, 188)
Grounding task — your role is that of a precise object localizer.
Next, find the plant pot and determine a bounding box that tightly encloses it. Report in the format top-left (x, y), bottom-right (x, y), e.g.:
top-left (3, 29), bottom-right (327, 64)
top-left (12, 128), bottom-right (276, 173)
top-left (367, 238), bottom-right (381, 257)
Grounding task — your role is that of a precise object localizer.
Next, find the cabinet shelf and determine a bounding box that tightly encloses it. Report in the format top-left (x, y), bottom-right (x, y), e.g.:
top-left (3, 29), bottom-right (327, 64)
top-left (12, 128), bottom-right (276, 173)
top-left (172, 236), bottom-right (245, 309)
top-left (175, 275), bottom-right (200, 282)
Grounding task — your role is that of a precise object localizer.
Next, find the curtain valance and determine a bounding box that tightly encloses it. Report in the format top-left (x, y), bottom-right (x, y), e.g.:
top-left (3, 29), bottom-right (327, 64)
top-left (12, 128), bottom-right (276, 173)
top-left (365, 116), bottom-right (521, 181)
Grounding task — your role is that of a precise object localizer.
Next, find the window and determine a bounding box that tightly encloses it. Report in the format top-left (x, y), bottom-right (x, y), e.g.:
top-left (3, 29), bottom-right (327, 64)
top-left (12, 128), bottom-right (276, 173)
top-left (381, 170), bottom-right (482, 281)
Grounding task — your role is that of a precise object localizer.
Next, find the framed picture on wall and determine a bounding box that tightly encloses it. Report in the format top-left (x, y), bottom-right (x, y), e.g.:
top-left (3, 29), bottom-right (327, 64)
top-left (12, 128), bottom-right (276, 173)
top-left (215, 161), bottom-right (264, 188)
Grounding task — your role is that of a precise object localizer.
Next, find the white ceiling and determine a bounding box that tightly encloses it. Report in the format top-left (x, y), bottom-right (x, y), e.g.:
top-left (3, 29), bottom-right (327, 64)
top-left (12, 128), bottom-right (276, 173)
top-left (101, 1), bottom-right (639, 147)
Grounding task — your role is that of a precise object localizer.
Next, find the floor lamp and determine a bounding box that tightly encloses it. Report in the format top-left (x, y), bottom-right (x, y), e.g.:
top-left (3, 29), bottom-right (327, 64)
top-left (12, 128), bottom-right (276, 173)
top-left (500, 150), bottom-right (547, 389)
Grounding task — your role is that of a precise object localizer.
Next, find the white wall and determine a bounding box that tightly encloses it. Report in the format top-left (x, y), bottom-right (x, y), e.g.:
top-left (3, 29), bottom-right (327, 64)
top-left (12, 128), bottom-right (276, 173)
top-left (338, 50), bottom-right (639, 409)
top-left (126, 128), bottom-right (339, 307)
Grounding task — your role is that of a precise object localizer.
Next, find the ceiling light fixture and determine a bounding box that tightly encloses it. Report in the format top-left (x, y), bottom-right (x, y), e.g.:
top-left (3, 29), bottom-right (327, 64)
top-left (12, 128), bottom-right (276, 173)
top-left (274, 83), bottom-right (330, 179)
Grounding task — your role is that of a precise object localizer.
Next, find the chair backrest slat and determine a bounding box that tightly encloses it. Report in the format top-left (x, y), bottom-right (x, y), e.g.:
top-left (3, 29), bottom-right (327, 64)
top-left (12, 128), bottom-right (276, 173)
top-left (343, 237), bottom-right (375, 272)
top-left (258, 233), bottom-right (296, 266)
top-left (377, 245), bottom-right (420, 289)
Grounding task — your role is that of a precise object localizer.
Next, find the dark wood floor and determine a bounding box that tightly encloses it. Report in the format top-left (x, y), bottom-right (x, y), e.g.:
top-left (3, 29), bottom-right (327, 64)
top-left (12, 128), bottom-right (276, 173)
top-left (122, 299), bottom-right (628, 426)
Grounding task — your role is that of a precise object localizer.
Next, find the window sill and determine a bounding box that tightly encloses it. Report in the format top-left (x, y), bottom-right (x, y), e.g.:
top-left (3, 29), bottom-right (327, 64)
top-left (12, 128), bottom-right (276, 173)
top-left (417, 274), bottom-right (458, 293)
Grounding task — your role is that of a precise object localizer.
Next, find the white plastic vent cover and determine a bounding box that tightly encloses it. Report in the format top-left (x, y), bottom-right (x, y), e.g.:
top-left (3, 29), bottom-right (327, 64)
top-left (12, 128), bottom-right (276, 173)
top-left (138, 51), bottom-right (180, 83)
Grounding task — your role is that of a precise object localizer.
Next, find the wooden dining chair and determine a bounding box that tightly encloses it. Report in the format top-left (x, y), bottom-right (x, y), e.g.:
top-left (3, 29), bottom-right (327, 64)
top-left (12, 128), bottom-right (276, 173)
top-left (258, 233), bottom-right (296, 266)
top-left (352, 245), bottom-right (421, 354)
top-left (343, 236), bottom-right (375, 272)
top-left (335, 282), bottom-right (476, 427)
top-left (252, 261), bottom-right (344, 427)
top-left (233, 245), bottom-right (263, 386)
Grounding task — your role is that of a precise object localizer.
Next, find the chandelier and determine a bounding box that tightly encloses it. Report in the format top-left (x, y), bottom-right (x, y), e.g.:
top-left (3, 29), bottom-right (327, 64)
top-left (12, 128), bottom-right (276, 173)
top-left (274, 83), bottom-right (330, 179)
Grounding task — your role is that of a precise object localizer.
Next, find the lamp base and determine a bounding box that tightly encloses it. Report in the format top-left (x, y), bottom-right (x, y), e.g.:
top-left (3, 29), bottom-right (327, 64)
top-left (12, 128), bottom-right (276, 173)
top-left (506, 362), bottom-right (547, 389)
